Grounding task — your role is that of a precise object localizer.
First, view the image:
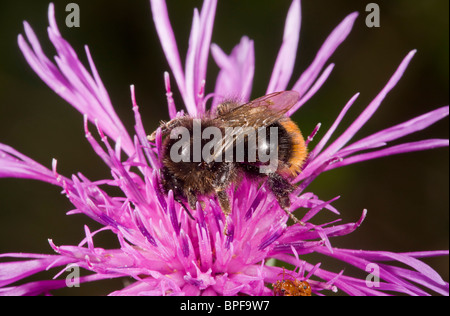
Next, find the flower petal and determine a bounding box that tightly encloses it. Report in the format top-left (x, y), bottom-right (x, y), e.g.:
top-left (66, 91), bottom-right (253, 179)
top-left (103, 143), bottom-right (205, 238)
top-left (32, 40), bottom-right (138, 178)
top-left (303, 50), bottom-right (418, 178)
top-left (0, 254), bottom-right (74, 288)
top-left (211, 37), bottom-right (255, 108)
top-left (18, 4), bottom-right (134, 156)
top-left (185, 0), bottom-right (217, 113)
top-left (266, 0), bottom-right (301, 93)
top-left (290, 12), bottom-right (358, 113)
top-left (328, 139), bottom-right (449, 170)
top-left (0, 144), bottom-right (61, 185)
top-left (340, 105), bottom-right (449, 157)
top-left (150, 0), bottom-right (187, 103)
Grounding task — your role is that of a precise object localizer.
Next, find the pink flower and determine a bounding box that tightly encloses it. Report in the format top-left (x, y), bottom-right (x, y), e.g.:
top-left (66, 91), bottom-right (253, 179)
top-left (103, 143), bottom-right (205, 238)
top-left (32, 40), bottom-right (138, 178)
top-left (0, 1), bottom-right (448, 296)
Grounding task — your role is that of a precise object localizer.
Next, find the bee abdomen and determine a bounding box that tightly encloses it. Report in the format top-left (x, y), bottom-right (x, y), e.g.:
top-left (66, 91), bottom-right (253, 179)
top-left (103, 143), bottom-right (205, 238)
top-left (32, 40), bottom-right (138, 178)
top-left (278, 118), bottom-right (307, 176)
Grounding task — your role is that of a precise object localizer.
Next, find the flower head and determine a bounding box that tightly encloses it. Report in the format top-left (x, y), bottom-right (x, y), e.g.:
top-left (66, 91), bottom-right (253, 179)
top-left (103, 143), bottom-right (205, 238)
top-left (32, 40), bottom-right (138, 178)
top-left (0, 1), bottom-right (448, 296)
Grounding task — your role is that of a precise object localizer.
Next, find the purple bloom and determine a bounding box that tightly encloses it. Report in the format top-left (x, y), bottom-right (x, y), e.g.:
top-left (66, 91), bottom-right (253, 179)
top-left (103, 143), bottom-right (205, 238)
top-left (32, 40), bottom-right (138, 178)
top-left (0, 0), bottom-right (448, 296)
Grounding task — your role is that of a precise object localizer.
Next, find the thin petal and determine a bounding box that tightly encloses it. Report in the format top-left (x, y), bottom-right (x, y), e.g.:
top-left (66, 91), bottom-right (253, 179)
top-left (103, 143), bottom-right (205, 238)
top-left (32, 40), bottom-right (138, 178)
top-left (18, 4), bottom-right (134, 156)
top-left (193, 0), bottom-right (218, 112)
top-left (0, 144), bottom-right (61, 185)
top-left (266, 0), bottom-right (301, 93)
top-left (185, 8), bottom-right (202, 114)
top-left (307, 93), bottom-right (360, 160)
top-left (291, 12), bottom-right (358, 112)
top-left (292, 63), bottom-right (335, 114)
top-left (0, 274), bottom-right (111, 296)
top-left (150, 0), bottom-right (186, 101)
top-left (0, 255), bottom-right (74, 288)
top-left (211, 37), bottom-right (255, 108)
top-left (328, 139), bottom-right (449, 170)
top-left (340, 105), bottom-right (449, 156)
top-left (306, 50), bottom-right (417, 176)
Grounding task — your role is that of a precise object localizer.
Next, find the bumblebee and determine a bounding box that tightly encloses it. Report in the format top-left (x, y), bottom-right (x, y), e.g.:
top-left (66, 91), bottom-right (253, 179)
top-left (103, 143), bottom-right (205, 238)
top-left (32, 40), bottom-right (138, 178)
top-left (148, 91), bottom-right (307, 228)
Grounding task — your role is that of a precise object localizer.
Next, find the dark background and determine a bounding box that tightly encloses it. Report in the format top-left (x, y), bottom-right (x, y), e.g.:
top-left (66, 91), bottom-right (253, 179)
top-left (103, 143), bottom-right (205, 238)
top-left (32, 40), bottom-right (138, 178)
top-left (0, 0), bottom-right (448, 295)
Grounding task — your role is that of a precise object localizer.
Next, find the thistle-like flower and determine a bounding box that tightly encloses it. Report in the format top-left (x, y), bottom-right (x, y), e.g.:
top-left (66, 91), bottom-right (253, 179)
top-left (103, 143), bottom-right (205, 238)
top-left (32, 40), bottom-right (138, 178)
top-left (0, 1), bottom-right (448, 296)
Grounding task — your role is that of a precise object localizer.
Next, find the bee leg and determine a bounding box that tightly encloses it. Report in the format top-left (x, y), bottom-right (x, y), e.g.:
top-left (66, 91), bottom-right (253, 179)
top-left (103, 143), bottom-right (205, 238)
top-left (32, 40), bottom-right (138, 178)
top-left (147, 118), bottom-right (184, 141)
top-left (186, 190), bottom-right (198, 210)
top-left (216, 189), bottom-right (231, 234)
top-left (268, 173), bottom-right (304, 225)
top-left (161, 166), bottom-right (195, 220)
top-left (213, 163), bottom-right (235, 234)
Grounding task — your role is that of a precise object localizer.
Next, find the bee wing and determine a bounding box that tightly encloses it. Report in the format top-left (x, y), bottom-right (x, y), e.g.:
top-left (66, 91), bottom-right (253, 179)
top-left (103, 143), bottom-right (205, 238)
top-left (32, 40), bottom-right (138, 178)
top-left (244, 90), bottom-right (300, 113)
top-left (217, 90), bottom-right (299, 127)
top-left (212, 91), bottom-right (299, 161)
